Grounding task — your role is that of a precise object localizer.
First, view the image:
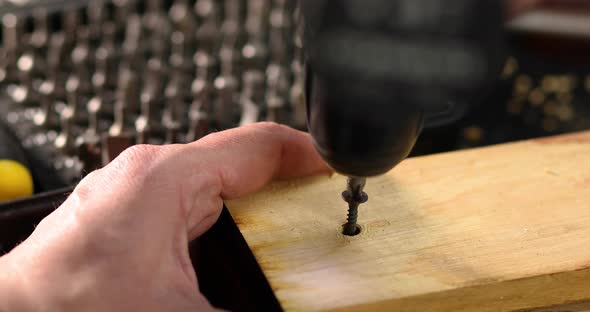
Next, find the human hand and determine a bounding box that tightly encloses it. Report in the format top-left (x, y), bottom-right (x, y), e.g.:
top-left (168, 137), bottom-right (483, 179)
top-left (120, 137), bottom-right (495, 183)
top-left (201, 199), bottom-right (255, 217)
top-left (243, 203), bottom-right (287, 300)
top-left (508, 0), bottom-right (541, 18)
top-left (0, 122), bottom-right (331, 311)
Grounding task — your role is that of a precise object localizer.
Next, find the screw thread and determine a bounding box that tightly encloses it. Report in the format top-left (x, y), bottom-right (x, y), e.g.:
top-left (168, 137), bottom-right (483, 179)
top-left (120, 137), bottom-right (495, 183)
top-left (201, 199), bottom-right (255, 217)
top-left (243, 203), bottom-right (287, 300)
top-left (342, 177), bottom-right (368, 236)
top-left (342, 203), bottom-right (359, 236)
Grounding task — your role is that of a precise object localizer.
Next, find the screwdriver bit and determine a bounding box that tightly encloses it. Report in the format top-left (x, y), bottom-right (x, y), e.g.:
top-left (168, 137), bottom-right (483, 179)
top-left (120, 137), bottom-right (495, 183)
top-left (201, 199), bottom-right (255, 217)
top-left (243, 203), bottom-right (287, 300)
top-left (91, 71), bottom-right (108, 99)
top-left (2, 13), bottom-right (23, 82)
top-left (265, 64), bottom-right (289, 123)
top-left (187, 79), bottom-right (212, 142)
top-left (265, 94), bottom-right (285, 123)
top-left (143, 0), bottom-right (171, 37)
top-left (221, 0), bottom-right (245, 47)
top-left (114, 0), bottom-right (136, 31)
top-left (34, 80), bottom-right (59, 128)
top-left (214, 74), bottom-right (239, 129)
top-left (87, 0), bottom-right (106, 42)
top-left (146, 0), bottom-right (164, 14)
top-left (77, 96), bottom-right (104, 172)
top-left (245, 0), bottom-right (270, 39)
top-left (195, 0), bottom-right (220, 54)
top-left (187, 109), bottom-right (210, 142)
top-left (149, 31), bottom-right (172, 64)
top-left (191, 78), bottom-right (213, 112)
top-left (109, 100), bottom-right (132, 138)
top-left (65, 75), bottom-right (88, 124)
top-left (144, 57), bottom-right (168, 98)
top-left (30, 8), bottom-right (50, 53)
top-left (219, 44), bottom-right (242, 77)
top-left (71, 42), bottom-right (92, 94)
top-left (46, 33), bottom-right (68, 99)
top-left (85, 96), bottom-right (103, 144)
top-left (0, 48), bottom-right (8, 84)
top-left (16, 53), bottom-right (36, 94)
top-left (193, 50), bottom-right (218, 82)
top-left (63, 7), bottom-right (81, 44)
top-left (119, 67), bottom-right (141, 115)
top-left (94, 45), bottom-right (117, 91)
top-left (169, 32), bottom-right (194, 77)
top-left (163, 81), bottom-right (186, 144)
top-left (215, 45), bottom-right (242, 127)
top-left (239, 70), bottom-right (265, 126)
top-left (135, 90), bottom-right (160, 144)
top-left (269, 5), bottom-right (292, 63)
top-left (47, 32), bottom-right (66, 69)
top-left (169, 0), bottom-right (197, 44)
top-left (242, 39), bottom-right (269, 71)
top-left (109, 68), bottom-right (139, 137)
top-left (54, 107), bottom-right (77, 156)
top-left (122, 15), bottom-right (143, 70)
top-left (290, 59), bottom-right (307, 129)
top-left (2, 13), bottom-right (23, 54)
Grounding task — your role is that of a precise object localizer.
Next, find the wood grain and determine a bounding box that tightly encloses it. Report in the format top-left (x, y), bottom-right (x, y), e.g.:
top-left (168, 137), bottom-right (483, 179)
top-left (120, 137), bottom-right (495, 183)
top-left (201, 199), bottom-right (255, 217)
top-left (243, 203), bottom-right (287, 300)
top-left (226, 131), bottom-right (590, 311)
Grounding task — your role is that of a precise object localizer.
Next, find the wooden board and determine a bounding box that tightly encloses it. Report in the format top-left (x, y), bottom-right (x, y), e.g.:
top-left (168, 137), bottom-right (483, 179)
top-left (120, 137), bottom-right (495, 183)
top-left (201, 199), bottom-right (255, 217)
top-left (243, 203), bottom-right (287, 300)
top-left (225, 131), bottom-right (590, 312)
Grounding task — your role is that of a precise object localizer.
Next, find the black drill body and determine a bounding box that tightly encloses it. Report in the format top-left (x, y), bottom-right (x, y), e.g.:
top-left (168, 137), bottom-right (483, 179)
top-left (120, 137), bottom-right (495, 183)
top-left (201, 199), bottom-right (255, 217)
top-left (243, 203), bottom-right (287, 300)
top-left (300, 1), bottom-right (505, 233)
top-left (301, 0), bottom-right (505, 177)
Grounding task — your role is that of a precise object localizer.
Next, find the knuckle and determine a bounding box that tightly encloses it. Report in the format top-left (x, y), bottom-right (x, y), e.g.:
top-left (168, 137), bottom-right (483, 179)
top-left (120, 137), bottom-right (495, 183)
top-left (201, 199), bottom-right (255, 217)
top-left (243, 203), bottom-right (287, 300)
top-left (72, 168), bottom-right (103, 202)
top-left (256, 121), bottom-right (289, 133)
top-left (107, 144), bottom-right (166, 181)
top-left (117, 144), bottom-right (162, 163)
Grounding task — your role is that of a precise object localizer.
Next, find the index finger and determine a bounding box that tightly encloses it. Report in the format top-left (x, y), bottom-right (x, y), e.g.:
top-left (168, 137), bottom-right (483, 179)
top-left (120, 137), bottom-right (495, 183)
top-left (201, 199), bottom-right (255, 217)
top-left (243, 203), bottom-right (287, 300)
top-left (187, 122), bottom-right (332, 199)
top-left (50, 122), bottom-right (331, 241)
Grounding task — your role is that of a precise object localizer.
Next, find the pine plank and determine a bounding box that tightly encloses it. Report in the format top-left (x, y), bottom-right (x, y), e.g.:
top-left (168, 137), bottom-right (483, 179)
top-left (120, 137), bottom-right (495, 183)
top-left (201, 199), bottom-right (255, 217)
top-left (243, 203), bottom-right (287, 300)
top-left (225, 131), bottom-right (590, 311)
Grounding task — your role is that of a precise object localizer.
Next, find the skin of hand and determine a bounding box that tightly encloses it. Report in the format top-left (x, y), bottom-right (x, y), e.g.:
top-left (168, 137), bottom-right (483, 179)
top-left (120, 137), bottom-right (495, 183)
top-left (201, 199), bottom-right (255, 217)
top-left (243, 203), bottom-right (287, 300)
top-left (0, 122), bottom-right (331, 311)
top-left (508, 0), bottom-right (541, 18)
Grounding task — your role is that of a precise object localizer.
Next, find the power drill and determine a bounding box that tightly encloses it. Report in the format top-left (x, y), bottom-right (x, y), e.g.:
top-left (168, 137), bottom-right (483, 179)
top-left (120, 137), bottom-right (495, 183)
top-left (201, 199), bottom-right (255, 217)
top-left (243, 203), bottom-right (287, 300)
top-left (300, 1), bottom-right (506, 235)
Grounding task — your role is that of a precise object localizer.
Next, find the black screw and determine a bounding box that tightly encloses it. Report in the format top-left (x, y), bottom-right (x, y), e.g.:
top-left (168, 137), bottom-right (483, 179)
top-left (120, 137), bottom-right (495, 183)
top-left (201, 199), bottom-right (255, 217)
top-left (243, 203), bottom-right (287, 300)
top-left (342, 177), bottom-right (368, 236)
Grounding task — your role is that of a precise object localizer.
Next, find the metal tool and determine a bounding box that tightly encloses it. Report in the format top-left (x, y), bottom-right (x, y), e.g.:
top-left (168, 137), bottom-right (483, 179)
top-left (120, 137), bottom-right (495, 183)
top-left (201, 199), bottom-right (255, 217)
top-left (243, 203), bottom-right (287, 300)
top-left (265, 64), bottom-right (289, 123)
top-left (135, 90), bottom-right (160, 144)
top-left (187, 77), bottom-right (212, 142)
top-left (221, 0), bottom-right (244, 47)
top-left (300, 0), bottom-right (504, 234)
top-left (54, 107), bottom-right (76, 156)
top-left (87, 0), bottom-right (106, 42)
top-left (47, 32), bottom-right (67, 98)
top-left (341, 177), bottom-right (368, 236)
top-left (65, 75), bottom-right (86, 123)
top-left (109, 67), bottom-right (139, 137)
top-left (162, 80), bottom-right (185, 144)
top-left (2, 13), bottom-right (23, 62)
top-left (15, 53), bottom-right (36, 106)
top-left (71, 38), bottom-right (92, 94)
top-left (84, 96), bottom-right (103, 145)
top-left (239, 70), bottom-right (264, 126)
top-left (30, 8), bottom-right (50, 67)
top-left (169, 0), bottom-right (197, 46)
top-left (63, 7), bottom-right (81, 44)
top-left (122, 15), bottom-right (143, 71)
top-left (34, 80), bottom-right (58, 128)
top-left (94, 49), bottom-right (115, 92)
top-left (195, 0), bottom-right (220, 53)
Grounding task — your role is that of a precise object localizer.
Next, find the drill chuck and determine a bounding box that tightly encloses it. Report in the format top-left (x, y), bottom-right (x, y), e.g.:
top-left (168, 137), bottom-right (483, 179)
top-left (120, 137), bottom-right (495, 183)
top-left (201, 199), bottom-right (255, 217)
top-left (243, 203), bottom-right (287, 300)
top-left (306, 71), bottom-right (424, 177)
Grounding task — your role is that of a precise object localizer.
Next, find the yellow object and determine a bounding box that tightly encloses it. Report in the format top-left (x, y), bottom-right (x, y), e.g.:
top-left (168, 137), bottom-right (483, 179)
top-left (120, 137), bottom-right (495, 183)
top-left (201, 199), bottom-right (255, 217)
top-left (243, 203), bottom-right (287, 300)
top-left (0, 159), bottom-right (33, 202)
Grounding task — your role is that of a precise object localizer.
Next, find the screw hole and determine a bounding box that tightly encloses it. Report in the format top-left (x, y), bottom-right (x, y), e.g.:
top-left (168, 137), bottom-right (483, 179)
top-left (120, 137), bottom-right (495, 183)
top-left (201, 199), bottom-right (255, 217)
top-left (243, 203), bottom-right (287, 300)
top-left (342, 224), bottom-right (362, 236)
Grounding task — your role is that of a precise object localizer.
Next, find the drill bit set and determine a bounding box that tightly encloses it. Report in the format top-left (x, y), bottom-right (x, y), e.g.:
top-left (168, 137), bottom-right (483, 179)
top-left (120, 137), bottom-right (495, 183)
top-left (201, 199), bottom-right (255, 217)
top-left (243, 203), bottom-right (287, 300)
top-left (0, 0), bottom-right (306, 186)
